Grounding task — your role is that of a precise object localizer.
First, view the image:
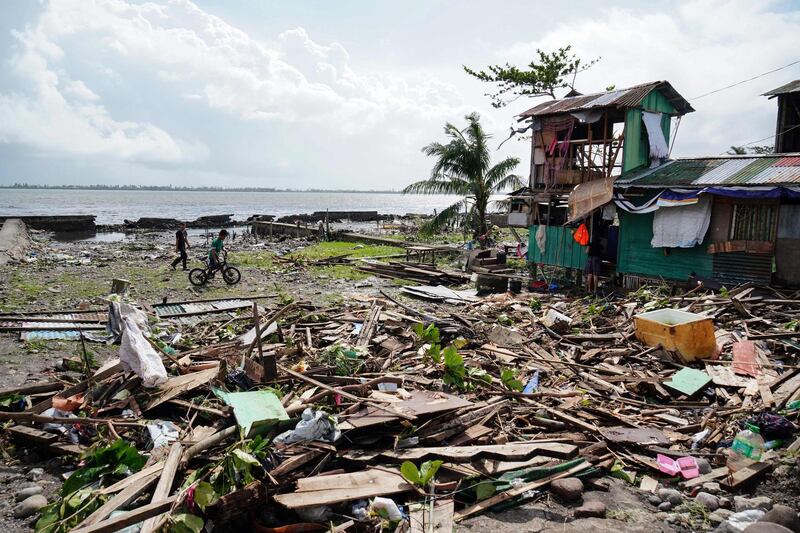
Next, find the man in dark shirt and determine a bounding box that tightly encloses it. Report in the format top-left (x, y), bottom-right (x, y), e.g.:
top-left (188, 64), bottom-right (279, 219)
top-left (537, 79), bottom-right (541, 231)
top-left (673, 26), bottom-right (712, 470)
top-left (585, 239), bottom-right (603, 293)
top-left (170, 223), bottom-right (190, 271)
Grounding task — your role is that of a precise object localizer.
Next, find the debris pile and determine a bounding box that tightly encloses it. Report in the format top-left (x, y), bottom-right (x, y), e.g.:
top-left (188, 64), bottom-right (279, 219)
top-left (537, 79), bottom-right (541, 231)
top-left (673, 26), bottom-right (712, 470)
top-left (0, 282), bottom-right (799, 532)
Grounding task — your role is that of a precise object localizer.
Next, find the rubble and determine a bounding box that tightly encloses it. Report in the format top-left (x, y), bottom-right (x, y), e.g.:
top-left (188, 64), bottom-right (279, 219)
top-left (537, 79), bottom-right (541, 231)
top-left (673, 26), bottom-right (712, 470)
top-left (0, 272), bottom-right (798, 532)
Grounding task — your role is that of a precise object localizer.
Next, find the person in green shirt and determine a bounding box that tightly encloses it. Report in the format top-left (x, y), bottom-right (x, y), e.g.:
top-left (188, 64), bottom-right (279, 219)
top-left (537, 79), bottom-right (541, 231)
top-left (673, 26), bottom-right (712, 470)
top-left (208, 229), bottom-right (228, 272)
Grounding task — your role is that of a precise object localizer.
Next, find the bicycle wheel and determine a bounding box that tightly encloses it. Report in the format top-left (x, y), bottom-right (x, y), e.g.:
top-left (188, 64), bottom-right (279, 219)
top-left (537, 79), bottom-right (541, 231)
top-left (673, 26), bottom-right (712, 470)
top-left (189, 268), bottom-right (207, 286)
top-left (223, 266), bottom-right (241, 285)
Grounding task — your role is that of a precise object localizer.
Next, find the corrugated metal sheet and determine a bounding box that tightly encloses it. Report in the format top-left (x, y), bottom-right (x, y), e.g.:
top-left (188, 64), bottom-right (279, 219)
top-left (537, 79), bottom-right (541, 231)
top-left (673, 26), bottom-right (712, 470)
top-left (154, 299), bottom-right (252, 317)
top-left (763, 80), bottom-right (800, 96)
top-left (616, 154), bottom-right (800, 187)
top-left (519, 81), bottom-right (694, 118)
top-left (713, 252), bottom-right (772, 285)
top-left (527, 225), bottom-right (587, 269)
top-left (21, 331), bottom-right (81, 341)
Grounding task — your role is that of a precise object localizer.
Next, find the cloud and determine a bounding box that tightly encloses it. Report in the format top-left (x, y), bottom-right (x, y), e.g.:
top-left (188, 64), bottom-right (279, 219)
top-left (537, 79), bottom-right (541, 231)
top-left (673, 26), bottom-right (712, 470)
top-left (0, 0), bottom-right (471, 180)
top-left (0, 12), bottom-right (206, 164)
top-left (502, 0), bottom-right (800, 155)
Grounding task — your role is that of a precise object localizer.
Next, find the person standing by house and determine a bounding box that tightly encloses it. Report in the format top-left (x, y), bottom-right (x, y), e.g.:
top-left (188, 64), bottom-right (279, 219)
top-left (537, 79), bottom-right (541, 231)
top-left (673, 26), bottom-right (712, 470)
top-left (170, 223), bottom-right (190, 271)
top-left (585, 238), bottom-right (603, 293)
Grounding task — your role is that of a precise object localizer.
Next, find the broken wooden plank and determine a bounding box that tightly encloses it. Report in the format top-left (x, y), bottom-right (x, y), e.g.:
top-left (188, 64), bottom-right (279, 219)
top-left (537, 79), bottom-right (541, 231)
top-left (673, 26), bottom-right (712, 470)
top-left (70, 496), bottom-right (178, 533)
top-left (142, 367), bottom-right (218, 411)
top-left (140, 442), bottom-right (183, 533)
top-left (273, 468), bottom-right (413, 508)
top-left (720, 462), bottom-right (772, 491)
top-left (599, 426), bottom-right (671, 446)
top-left (371, 441), bottom-right (578, 463)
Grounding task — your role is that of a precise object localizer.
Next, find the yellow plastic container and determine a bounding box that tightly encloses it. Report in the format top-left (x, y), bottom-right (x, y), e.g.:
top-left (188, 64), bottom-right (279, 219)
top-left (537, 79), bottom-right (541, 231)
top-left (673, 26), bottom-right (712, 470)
top-left (633, 309), bottom-right (716, 363)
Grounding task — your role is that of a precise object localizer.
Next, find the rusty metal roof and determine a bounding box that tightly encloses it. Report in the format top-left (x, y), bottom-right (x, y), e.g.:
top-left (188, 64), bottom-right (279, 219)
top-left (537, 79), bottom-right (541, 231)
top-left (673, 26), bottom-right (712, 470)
top-left (615, 154), bottom-right (800, 187)
top-left (518, 81), bottom-right (694, 118)
top-left (763, 80), bottom-right (800, 97)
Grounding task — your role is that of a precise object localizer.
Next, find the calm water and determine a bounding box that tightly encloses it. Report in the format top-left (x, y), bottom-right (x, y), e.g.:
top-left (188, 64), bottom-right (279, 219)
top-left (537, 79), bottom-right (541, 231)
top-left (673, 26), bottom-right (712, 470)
top-left (0, 189), bottom-right (467, 225)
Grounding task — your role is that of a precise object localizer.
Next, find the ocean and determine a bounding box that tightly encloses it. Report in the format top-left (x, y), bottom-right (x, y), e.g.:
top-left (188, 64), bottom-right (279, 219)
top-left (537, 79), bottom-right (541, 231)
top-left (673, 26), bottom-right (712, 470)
top-left (0, 189), bottom-right (470, 225)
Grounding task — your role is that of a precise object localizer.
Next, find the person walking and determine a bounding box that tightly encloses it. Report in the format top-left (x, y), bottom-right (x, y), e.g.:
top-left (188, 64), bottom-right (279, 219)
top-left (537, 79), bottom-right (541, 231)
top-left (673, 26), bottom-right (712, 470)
top-left (170, 223), bottom-right (190, 271)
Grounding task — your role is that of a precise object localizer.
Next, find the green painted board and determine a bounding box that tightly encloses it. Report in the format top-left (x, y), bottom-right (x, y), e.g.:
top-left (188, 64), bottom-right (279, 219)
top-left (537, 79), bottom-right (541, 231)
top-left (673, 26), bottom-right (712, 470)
top-left (664, 368), bottom-right (711, 396)
top-left (528, 224), bottom-right (588, 269)
top-left (215, 389), bottom-right (289, 438)
top-left (616, 206), bottom-right (713, 281)
top-left (622, 89), bottom-right (676, 173)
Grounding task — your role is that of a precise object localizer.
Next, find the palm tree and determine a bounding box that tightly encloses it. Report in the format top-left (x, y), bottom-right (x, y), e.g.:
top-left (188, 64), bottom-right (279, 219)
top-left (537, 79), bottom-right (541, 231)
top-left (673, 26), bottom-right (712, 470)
top-left (403, 113), bottom-right (522, 240)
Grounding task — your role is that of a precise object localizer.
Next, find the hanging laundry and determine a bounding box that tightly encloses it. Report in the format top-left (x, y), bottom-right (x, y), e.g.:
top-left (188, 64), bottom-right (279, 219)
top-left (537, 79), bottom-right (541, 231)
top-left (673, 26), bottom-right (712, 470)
top-left (573, 223), bottom-right (590, 246)
top-left (651, 197), bottom-right (712, 248)
top-left (642, 111), bottom-right (669, 166)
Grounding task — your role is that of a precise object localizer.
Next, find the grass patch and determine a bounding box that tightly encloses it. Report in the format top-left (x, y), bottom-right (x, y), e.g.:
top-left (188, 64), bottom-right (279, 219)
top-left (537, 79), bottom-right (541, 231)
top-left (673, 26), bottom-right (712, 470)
top-left (310, 264), bottom-right (370, 281)
top-left (230, 251), bottom-right (276, 270)
top-left (290, 241), bottom-right (404, 261)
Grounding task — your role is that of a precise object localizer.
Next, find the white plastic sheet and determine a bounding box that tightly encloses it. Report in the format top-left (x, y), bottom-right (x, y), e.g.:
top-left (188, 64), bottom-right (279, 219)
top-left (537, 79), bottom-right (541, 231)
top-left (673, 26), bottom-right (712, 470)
top-left (119, 315), bottom-right (167, 388)
top-left (651, 197), bottom-right (712, 248)
top-left (273, 408), bottom-right (340, 444)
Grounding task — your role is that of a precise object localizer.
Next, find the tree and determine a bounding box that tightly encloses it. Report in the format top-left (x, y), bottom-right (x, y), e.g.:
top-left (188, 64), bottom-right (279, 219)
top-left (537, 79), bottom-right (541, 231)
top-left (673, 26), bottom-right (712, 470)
top-left (404, 113), bottom-right (522, 240)
top-left (727, 145), bottom-right (774, 155)
top-left (464, 45), bottom-right (599, 107)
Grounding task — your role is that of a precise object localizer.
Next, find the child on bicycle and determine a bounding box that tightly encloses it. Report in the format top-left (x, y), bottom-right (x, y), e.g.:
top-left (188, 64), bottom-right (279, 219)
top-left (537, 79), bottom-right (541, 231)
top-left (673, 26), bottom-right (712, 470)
top-left (208, 229), bottom-right (228, 274)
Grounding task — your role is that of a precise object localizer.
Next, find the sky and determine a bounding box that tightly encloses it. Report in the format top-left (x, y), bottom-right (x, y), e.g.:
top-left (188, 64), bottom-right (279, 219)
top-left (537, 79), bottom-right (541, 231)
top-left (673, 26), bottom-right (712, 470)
top-left (0, 0), bottom-right (799, 190)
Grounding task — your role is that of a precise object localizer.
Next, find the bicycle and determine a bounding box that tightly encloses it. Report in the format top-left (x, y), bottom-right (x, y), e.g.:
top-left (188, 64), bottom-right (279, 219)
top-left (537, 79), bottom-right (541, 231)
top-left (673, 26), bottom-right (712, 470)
top-left (188, 250), bottom-right (241, 286)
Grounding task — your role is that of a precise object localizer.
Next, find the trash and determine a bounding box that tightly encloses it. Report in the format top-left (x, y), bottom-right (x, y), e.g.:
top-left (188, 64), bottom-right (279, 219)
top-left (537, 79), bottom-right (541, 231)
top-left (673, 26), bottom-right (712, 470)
top-left (215, 389), bottom-right (289, 439)
top-left (146, 420), bottom-right (180, 449)
top-left (371, 497), bottom-right (403, 521)
top-left (656, 454), bottom-right (700, 479)
top-left (119, 315), bottom-right (167, 388)
top-left (663, 367), bottom-right (712, 396)
top-left (274, 408), bottom-right (340, 444)
top-left (727, 423), bottom-right (765, 472)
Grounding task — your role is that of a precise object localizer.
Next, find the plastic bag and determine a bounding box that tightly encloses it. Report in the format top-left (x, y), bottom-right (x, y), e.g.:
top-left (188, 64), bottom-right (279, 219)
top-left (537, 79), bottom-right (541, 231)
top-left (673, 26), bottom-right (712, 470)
top-left (274, 408), bottom-right (340, 444)
top-left (119, 315), bottom-right (167, 388)
top-left (573, 223), bottom-right (590, 246)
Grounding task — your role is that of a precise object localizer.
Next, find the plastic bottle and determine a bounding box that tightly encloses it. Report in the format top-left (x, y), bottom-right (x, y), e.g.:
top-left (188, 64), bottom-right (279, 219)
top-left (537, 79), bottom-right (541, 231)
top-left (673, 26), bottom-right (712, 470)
top-left (727, 423), bottom-right (765, 472)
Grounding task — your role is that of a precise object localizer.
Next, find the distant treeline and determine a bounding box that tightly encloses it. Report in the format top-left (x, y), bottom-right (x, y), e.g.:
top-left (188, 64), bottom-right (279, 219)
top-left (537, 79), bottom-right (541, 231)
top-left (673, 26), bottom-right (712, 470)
top-left (1, 183), bottom-right (400, 193)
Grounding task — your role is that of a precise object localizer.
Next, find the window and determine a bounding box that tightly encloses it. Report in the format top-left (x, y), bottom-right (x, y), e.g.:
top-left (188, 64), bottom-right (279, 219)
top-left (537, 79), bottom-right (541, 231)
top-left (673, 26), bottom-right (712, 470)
top-left (729, 203), bottom-right (778, 241)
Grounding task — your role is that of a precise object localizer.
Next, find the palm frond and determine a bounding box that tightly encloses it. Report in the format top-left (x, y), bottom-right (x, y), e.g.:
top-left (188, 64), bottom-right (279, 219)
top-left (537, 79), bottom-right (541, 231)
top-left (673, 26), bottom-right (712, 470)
top-left (418, 199), bottom-right (469, 236)
top-left (490, 174), bottom-right (524, 193)
top-left (485, 157), bottom-right (521, 189)
top-left (403, 177), bottom-right (471, 195)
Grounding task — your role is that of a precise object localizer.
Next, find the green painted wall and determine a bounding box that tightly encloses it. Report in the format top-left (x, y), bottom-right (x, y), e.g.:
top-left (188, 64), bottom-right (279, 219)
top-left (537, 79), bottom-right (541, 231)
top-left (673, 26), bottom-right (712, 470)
top-left (616, 209), bottom-right (713, 281)
top-left (528, 225), bottom-right (588, 269)
top-left (622, 90), bottom-right (676, 173)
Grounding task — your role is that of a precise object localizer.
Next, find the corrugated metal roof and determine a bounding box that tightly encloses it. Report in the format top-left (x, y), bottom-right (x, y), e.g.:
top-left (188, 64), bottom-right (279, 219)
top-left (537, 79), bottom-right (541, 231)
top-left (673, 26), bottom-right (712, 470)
top-left (519, 81), bottom-right (694, 118)
top-left (763, 80), bottom-right (800, 96)
top-left (615, 154), bottom-right (800, 187)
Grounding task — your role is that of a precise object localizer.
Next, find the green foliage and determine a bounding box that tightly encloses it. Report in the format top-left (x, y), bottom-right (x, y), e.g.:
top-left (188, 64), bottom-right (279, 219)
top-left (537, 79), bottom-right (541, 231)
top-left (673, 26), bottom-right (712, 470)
top-left (0, 393), bottom-right (23, 408)
top-left (62, 439), bottom-right (146, 496)
top-left (719, 286), bottom-right (730, 298)
top-left (400, 460), bottom-right (443, 487)
top-left (464, 45), bottom-right (599, 107)
top-left (441, 346), bottom-right (466, 389)
top-left (529, 298), bottom-right (542, 312)
top-left (500, 368), bottom-right (523, 392)
top-left (403, 113), bottom-right (522, 239)
top-left (36, 440), bottom-right (144, 533)
top-left (193, 481), bottom-right (219, 511)
top-left (497, 313), bottom-right (513, 326)
top-left (170, 513), bottom-right (205, 533)
top-left (413, 323), bottom-right (440, 345)
top-left (323, 343), bottom-right (367, 376)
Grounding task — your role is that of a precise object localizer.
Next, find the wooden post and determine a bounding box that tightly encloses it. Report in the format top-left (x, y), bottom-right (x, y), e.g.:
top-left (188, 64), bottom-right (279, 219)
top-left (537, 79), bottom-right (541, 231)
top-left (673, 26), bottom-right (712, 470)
top-left (296, 221), bottom-right (300, 238)
top-left (269, 221), bottom-right (273, 238)
top-left (602, 111), bottom-right (609, 176)
top-left (252, 302), bottom-right (277, 382)
top-left (111, 279), bottom-right (130, 295)
top-left (325, 209), bottom-right (330, 240)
